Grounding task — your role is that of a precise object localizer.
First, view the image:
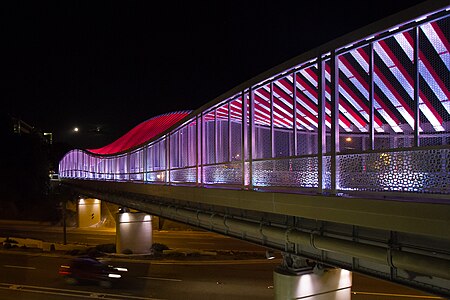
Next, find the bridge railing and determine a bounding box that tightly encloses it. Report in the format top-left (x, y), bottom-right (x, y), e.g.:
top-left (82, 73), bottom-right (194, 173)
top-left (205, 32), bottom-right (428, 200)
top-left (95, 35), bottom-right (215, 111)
top-left (59, 4), bottom-right (450, 201)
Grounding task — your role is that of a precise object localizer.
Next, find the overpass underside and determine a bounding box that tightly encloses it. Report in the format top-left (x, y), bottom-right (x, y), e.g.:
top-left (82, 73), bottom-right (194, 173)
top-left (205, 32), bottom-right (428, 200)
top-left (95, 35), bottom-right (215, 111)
top-left (62, 179), bottom-right (450, 298)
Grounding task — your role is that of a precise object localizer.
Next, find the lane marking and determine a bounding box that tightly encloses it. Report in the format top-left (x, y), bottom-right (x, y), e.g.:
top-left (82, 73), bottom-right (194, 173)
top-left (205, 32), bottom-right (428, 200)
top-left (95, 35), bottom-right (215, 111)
top-left (3, 265), bottom-right (36, 270)
top-left (352, 291), bottom-right (443, 299)
top-left (138, 276), bottom-right (182, 282)
top-left (0, 282), bottom-right (166, 300)
top-left (86, 237), bottom-right (112, 240)
top-left (185, 242), bottom-right (215, 245)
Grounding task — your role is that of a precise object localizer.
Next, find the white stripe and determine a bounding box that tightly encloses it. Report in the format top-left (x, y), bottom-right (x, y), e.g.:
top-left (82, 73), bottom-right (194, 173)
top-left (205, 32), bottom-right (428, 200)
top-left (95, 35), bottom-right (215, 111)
top-left (4, 265), bottom-right (36, 270)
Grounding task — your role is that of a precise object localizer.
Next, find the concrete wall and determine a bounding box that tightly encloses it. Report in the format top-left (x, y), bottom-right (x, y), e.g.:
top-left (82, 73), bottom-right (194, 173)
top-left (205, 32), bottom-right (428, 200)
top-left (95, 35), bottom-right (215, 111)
top-left (273, 268), bottom-right (352, 300)
top-left (116, 212), bottom-right (152, 254)
top-left (78, 198), bottom-right (101, 228)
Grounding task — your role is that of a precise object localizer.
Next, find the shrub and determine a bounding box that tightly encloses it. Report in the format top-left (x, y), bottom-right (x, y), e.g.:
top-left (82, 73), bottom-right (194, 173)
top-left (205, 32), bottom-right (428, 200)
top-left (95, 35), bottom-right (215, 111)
top-left (151, 243), bottom-right (169, 253)
top-left (122, 248), bottom-right (133, 255)
top-left (95, 243), bottom-right (116, 253)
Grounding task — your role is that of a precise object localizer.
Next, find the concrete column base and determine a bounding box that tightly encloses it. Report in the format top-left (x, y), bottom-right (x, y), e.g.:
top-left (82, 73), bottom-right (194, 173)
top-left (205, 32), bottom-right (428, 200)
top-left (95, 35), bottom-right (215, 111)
top-left (273, 267), bottom-right (352, 300)
top-left (116, 212), bottom-right (152, 254)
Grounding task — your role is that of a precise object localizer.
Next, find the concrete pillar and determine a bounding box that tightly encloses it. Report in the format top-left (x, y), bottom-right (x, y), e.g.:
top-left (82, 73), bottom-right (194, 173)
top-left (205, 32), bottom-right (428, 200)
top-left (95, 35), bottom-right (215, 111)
top-left (274, 267), bottom-right (352, 300)
top-left (116, 212), bottom-right (152, 254)
top-left (78, 198), bottom-right (101, 228)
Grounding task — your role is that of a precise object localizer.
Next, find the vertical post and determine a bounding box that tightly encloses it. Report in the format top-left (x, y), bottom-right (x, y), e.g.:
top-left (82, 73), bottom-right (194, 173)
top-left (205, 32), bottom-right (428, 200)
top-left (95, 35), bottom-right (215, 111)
top-left (413, 26), bottom-right (420, 147)
top-left (249, 88), bottom-right (255, 189)
top-left (330, 51), bottom-right (340, 194)
top-left (214, 109), bottom-right (218, 163)
top-left (63, 200), bottom-right (67, 245)
top-left (167, 135), bottom-right (171, 184)
top-left (143, 146), bottom-right (147, 182)
top-left (270, 81), bottom-right (275, 158)
top-left (318, 56), bottom-right (326, 193)
top-left (292, 71), bottom-right (298, 156)
top-left (242, 91), bottom-right (248, 188)
top-left (196, 115), bottom-right (200, 186)
top-left (228, 101), bottom-right (232, 162)
top-left (201, 114), bottom-right (205, 185)
top-left (369, 42), bottom-right (375, 150)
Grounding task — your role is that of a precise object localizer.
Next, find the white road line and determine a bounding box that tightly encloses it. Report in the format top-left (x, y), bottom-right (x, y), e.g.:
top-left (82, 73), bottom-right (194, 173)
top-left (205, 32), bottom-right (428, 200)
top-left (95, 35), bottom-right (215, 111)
top-left (0, 282), bottom-right (166, 299)
top-left (138, 276), bottom-right (182, 282)
top-left (3, 265), bottom-right (36, 270)
top-left (185, 242), bottom-right (215, 245)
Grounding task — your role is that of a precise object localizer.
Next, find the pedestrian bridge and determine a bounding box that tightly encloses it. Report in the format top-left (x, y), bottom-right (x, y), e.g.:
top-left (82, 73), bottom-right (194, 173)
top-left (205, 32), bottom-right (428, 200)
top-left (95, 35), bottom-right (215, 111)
top-left (58, 1), bottom-right (450, 298)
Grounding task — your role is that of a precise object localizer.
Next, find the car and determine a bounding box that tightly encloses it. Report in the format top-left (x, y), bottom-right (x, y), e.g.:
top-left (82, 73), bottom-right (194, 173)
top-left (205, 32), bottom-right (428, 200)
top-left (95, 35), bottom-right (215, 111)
top-left (59, 256), bottom-right (128, 288)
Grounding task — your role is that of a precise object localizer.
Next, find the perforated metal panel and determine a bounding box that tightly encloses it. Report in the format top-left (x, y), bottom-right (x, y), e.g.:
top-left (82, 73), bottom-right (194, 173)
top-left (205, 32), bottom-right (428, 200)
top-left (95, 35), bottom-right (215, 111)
top-left (252, 157), bottom-right (319, 188)
top-left (203, 163), bottom-right (242, 185)
top-left (337, 148), bottom-right (449, 194)
top-left (170, 167), bottom-right (197, 183)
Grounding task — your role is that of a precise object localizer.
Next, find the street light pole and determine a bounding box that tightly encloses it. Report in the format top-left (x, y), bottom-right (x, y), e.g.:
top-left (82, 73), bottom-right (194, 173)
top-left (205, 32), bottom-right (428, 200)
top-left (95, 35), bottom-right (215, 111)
top-left (62, 200), bottom-right (67, 245)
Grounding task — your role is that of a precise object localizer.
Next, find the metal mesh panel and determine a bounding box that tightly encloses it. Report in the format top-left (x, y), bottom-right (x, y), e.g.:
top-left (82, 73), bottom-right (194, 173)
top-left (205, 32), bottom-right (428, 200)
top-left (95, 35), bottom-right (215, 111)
top-left (203, 162), bottom-right (242, 185)
top-left (187, 121), bottom-right (197, 166)
top-left (273, 76), bottom-right (294, 157)
top-left (230, 98), bottom-right (242, 161)
top-left (204, 111), bottom-right (215, 164)
top-left (170, 167), bottom-right (197, 183)
top-left (373, 30), bottom-right (417, 149)
top-left (254, 125), bottom-right (271, 159)
top-left (297, 131), bottom-right (317, 155)
top-left (170, 131), bottom-right (180, 168)
top-left (323, 155), bottom-right (332, 190)
top-left (337, 148), bottom-right (450, 194)
top-left (254, 84), bottom-right (271, 159)
top-left (146, 171), bottom-right (166, 183)
top-left (419, 17), bottom-right (450, 146)
top-left (295, 65), bottom-right (319, 155)
top-left (216, 102), bottom-right (229, 163)
top-left (339, 46), bottom-right (371, 152)
top-left (274, 128), bottom-right (293, 157)
top-left (252, 157), bottom-right (318, 188)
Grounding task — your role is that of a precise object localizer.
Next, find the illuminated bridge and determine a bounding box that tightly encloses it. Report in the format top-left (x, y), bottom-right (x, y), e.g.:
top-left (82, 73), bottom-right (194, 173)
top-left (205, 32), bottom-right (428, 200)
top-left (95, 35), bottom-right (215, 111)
top-left (58, 1), bottom-right (450, 298)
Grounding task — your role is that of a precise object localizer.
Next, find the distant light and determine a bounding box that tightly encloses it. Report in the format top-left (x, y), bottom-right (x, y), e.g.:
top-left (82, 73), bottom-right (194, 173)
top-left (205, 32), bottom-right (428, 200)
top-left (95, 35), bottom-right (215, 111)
top-left (79, 198), bottom-right (85, 204)
top-left (144, 215), bottom-right (151, 221)
top-left (108, 273), bottom-right (121, 278)
top-left (345, 137), bottom-right (352, 142)
top-left (73, 127), bottom-right (79, 132)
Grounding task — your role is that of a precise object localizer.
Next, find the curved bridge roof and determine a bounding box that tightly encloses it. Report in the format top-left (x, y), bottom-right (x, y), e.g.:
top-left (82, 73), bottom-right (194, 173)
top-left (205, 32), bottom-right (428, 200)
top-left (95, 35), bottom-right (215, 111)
top-left (87, 111), bottom-right (191, 155)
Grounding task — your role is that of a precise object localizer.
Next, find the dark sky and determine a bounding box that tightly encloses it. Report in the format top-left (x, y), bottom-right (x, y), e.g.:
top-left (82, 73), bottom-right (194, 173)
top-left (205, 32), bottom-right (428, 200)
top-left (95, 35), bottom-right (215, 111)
top-left (3, 0), bottom-right (427, 149)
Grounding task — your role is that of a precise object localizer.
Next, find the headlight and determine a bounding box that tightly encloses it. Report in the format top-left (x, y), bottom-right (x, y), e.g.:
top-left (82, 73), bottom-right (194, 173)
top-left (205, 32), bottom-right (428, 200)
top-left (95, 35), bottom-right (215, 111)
top-left (114, 267), bottom-right (128, 272)
top-left (108, 273), bottom-right (121, 278)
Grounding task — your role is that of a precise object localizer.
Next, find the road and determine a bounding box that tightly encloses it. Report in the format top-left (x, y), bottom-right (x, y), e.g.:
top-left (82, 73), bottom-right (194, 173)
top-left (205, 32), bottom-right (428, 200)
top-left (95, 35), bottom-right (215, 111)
top-left (0, 222), bottom-right (266, 251)
top-left (0, 251), bottom-right (278, 300)
top-left (0, 222), bottom-right (444, 299)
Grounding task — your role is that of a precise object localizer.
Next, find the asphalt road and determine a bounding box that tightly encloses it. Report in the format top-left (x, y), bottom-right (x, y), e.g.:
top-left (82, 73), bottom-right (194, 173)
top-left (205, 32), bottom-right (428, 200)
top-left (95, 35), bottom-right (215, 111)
top-left (0, 222), bottom-right (443, 299)
top-left (0, 223), bottom-right (267, 251)
top-left (0, 251), bottom-right (278, 300)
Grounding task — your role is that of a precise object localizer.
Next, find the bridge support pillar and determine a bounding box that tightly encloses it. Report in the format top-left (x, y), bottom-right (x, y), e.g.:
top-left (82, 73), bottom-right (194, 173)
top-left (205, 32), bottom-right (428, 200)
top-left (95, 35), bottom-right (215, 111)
top-left (116, 212), bottom-right (152, 254)
top-left (78, 198), bottom-right (101, 228)
top-left (274, 254), bottom-right (352, 300)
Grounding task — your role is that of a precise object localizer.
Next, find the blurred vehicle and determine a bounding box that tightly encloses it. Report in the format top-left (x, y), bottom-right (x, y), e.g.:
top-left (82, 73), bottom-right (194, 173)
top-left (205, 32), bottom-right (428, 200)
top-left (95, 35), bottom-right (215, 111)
top-left (59, 256), bottom-right (128, 288)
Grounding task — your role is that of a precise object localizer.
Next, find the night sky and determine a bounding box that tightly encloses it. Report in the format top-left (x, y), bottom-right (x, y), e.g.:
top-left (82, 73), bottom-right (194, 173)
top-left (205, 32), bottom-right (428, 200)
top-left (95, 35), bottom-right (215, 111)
top-left (3, 0), bottom-right (427, 149)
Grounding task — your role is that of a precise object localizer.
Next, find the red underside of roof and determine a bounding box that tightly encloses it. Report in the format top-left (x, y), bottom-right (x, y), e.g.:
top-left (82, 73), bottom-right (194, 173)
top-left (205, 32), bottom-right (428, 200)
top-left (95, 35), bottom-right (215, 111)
top-left (88, 111), bottom-right (190, 155)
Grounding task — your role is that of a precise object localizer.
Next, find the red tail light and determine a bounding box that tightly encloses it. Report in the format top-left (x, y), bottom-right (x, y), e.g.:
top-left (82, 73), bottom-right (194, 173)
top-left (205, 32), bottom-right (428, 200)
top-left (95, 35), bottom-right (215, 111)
top-left (59, 265), bottom-right (71, 276)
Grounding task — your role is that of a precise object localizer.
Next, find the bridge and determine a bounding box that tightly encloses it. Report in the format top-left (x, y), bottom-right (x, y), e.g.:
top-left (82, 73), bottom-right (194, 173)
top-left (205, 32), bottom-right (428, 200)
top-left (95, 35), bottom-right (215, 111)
top-left (58, 1), bottom-right (450, 298)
